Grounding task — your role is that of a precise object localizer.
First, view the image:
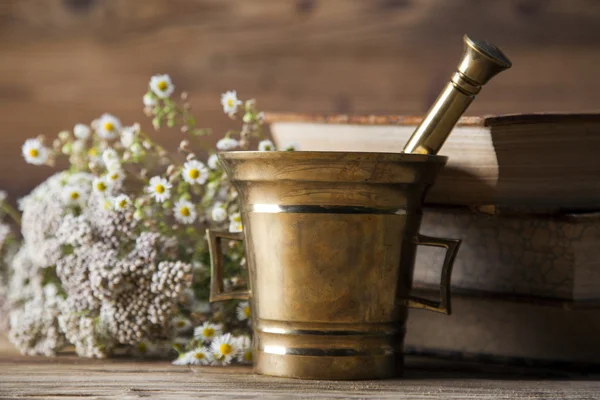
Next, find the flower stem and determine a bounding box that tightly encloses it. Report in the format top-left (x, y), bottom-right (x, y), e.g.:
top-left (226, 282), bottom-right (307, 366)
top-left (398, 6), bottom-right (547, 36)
top-left (2, 202), bottom-right (21, 226)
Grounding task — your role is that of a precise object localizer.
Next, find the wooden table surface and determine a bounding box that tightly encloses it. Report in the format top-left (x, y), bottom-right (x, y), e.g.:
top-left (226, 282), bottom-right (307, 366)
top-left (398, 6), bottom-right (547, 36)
top-left (1, 338), bottom-right (600, 399)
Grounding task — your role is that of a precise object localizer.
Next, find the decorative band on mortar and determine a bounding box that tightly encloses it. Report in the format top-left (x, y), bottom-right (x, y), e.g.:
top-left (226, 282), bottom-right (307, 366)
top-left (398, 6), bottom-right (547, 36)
top-left (248, 204), bottom-right (408, 215)
top-left (259, 345), bottom-right (396, 357)
top-left (257, 323), bottom-right (404, 337)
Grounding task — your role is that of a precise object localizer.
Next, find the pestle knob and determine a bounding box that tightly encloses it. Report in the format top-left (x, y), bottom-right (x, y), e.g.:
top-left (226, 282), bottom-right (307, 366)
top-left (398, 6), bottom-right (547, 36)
top-left (402, 35), bottom-right (512, 155)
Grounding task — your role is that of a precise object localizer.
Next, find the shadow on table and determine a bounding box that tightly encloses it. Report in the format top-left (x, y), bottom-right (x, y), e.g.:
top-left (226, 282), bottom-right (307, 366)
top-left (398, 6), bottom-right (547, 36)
top-left (403, 355), bottom-right (600, 381)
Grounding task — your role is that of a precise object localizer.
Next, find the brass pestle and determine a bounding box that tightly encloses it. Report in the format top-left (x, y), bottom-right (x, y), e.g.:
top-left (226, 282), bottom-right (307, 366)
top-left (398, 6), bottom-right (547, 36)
top-left (402, 35), bottom-right (512, 155)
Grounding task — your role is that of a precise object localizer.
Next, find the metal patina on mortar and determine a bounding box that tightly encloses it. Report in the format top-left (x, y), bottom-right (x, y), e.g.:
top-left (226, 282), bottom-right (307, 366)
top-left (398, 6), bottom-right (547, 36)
top-left (208, 35), bottom-right (512, 380)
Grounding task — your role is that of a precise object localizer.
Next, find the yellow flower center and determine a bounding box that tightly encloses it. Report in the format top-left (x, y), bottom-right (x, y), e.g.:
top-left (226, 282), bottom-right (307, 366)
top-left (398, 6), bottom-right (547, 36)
top-left (219, 343), bottom-right (232, 355)
top-left (233, 215), bottom-right (241, 222)
top-left (177, 320), bottom-right (186, 327)
top-left (188, 169), bottom-right (199, 179)
top-left (109, 173), bottom-right (119, 181)
top-left (194, 352), bottom-right (205, 360)
top-left (88, 148), bottom-right (98, 157)
top-left (96, 182), bottom-right (106, 192)
top-left (155, 184), bottom-right (165, 194)
top-left (70, 192), bottom-right (79, 200)
top-left (243, 306), bottom-right (250, 318)
top-left (118, 199), bottom-right (127, 208)
top-left (226, 98), bottom-right (234, 107)
top-left (179, 206), bottom-right (190, 217)
top-left (28, 148), bottom-right (38, 157)
top-left (138, 343), bottom-right (147, 353)
top-left (202, 327), bottom-right (214, 338)
top-left (157, 80), bottom-right (168, 91)
top-left (243, 351), bottom-right (253, 362)
top-left (104, 122), bottom-right (114, 132)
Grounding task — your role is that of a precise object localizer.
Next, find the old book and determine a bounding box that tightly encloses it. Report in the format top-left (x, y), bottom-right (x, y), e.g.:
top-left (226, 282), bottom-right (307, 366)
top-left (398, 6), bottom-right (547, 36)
top-left (266, 113), bottom-right (600, 212)
top-left (405, 293), bottom-right (600, 365)
top-left (413, 207), bottom-right (600, 303)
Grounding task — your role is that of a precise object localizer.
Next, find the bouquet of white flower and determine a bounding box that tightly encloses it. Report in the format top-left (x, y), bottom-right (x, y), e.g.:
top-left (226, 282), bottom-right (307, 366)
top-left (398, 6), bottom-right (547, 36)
top-left (1, 74), bottom-right (286, 365)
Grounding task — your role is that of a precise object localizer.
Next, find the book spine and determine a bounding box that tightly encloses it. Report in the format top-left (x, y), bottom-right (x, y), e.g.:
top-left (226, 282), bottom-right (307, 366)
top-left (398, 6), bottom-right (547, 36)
top-left (413, 209), bottom-right (600, 301)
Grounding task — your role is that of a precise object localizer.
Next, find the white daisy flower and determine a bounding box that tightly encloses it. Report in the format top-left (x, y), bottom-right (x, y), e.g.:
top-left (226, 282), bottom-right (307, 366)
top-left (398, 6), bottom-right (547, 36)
top-left (102, 148), bottom-right (119, 166)
top-left (174, 348), bottom-right (212, 366)
top-left (220, 90), bottom-right (242, 116)
top-left (0, 190), bottom-right (6, 203)
top-left (143, 93), bottom-right (157, 107)
top-left (73, 123), bottom-right (91, 140)
top-left (236, 301), bottom-right (251, 322)
top-left (236, 336), bottom-right (253, 364)
top-left (92, 177), bottom-right (109, 194)
top-left (207, 154), bottom-right (220, 170)
top-left (181, 160), bottom-right (209, 185)
top-left (194, 322), bottom-right (222, 343)
top-left (216, 137), bottom-right (239, 151)
top-left (190, 347), bottom-right (212, 365)
top-left (22, 138), bottom-right (49, 165)
top-left (146, 176), bottom-right (172, 203)
top-left (210, 333), bottom-right (238, 365)
top-left (171, 317), bottom-right (192, 333)
top-left (258, 139), bottom-right (276, 151)
top-left (172, 352), bottom-right (192, 366)
top-left (106, 169), bottom-right (125, 186)
top-left (150, 74), bottom-right (175, 99)
top-left (96, 114), bottom-right (121, 140)
top-left (113, 194), bottom-right (131, 211)
top-left (62, 185), bottom-right (87, 205)
top-left (173, 199), bottom-right (197, 225)
top-left (121, 126), bottom-right (136, 148)
top-left (106, 160), bottom-right (122, 173)
top-left (229, 212), bottom-right (242, 233)
top-left (87, 146), bottom-right (101, 163)
top-left (211, 202), bottom-right (227, 223)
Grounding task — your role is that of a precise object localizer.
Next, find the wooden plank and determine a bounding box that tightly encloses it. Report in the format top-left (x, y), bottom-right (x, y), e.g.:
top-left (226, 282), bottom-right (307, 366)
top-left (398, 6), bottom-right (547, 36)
top-left (2, 0), bottom-right (600, 198)
top-left (2, 342), bottom-right (600, 399)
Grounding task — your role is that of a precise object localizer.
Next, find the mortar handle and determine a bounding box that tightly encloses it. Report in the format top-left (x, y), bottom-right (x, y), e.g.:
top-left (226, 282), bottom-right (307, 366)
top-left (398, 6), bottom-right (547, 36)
top-left (207, 229), bottom-right (250, 302)
top-left (408, 234), bottom-right (461, 315)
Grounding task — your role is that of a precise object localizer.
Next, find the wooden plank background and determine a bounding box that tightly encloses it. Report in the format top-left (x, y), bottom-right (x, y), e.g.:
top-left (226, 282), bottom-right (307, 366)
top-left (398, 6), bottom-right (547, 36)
top-left (2, 0), bottom-right (600, 197)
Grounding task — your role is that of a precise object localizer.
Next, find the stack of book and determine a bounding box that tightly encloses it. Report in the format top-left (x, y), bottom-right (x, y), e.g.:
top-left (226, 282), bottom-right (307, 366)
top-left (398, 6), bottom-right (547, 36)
top-left (267, 112), bottom-right (600, 365)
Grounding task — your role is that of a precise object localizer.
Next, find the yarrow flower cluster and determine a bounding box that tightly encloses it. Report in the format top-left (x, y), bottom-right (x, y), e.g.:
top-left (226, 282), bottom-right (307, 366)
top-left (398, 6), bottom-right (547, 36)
top-left (4, 74), bottom-right (285, 362)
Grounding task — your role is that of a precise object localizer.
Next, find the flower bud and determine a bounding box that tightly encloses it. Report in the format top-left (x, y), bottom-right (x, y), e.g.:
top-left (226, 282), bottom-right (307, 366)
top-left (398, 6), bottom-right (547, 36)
top-left (61, 143), bottom-right (72, 155)
top-left (179, 140), bottom-right (190, 151)
top-left (58, 130), bottom-right (70, 141)
top-left (243, 112), bottom-right (254, 124)
top-left (166, 164), bottom-right (176, 176)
